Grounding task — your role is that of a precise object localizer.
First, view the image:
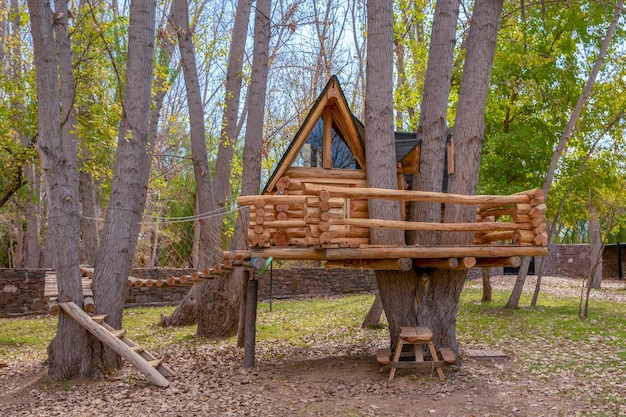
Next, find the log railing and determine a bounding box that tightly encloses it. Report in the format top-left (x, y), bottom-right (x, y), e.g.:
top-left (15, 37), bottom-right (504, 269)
top-left (238, 180), bottom-right (548, 250)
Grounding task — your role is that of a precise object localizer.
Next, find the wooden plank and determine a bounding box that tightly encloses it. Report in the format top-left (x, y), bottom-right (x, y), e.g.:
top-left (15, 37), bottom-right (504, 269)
top-left (465, 349), bottom-right (508, 360)
top-left (415, 326), bottom-right (433, 341)
top-left (376, 348), bottom-right (391, 365)
top-left (384, 361), bottom-right (445, 370)
top-left (284, 166), bottom-right (367, 180)
top-left (439, 347), bottom-right (456, 364)
top-left (399, 326), bottom-right (420, 342)
top-left (58, 302), bottom-right (170, 387)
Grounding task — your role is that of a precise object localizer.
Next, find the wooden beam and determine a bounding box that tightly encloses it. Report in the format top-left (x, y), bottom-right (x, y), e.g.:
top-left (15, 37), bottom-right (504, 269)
top-left (58, 302), bottom-right (170, 387)
top-left (285, 166), bottom-right (367, 180)
top-left (250, 247), bottom-right (325, 260)
top-left (414, 258), bottom-right (459, 269)
top-left (474, 256), bottom-right (522, 268)
top-left (323, 106), bottom-right (333, 169)
top-left (324, 258), bottom-right (413, 271)
top-left (324, 245), bottom-right (548, 260)
top-left (238, 194), bottom-right (307, 206)
top-left (303, 183), bottom-right (531, 205)
top-left (336, 217), bottom-right (532, 232)
top-left (455, 257), bottom-right (477, 270)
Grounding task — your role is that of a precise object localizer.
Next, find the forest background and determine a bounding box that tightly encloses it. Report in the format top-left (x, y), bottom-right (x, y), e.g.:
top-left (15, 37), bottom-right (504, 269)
top-left (1, 0), bottom-right (625, 269)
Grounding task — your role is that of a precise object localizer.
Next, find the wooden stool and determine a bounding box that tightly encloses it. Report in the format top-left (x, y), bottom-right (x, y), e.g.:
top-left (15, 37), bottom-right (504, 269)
top-left (387, 326), bottom-right (445, 382)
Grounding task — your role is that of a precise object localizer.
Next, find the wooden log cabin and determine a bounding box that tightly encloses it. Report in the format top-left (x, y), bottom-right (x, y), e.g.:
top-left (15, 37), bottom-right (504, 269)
top-left (238, 76), bottom-right (548, 270)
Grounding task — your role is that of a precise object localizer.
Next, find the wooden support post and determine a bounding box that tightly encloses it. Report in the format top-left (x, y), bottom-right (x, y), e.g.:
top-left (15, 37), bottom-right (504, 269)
top-left (243, 271), bottom-right (258, 369)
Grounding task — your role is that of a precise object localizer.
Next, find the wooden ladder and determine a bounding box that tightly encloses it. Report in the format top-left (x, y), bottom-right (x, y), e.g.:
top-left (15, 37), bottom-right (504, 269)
top-left (58, 302), bottom-right (175, 387)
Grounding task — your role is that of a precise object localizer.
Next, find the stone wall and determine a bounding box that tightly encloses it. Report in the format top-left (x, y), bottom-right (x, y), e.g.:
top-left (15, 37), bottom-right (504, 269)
top-left (0, 269), bottom-right (46, 316)
top-left (603, 243), bottom-right (625, 279)
top-left (256, 268), bottom-right (376, 300)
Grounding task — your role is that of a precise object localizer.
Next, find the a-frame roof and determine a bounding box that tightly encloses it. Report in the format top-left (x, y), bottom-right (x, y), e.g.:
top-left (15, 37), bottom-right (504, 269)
top-left (263, 76), bottom-right (365, 194)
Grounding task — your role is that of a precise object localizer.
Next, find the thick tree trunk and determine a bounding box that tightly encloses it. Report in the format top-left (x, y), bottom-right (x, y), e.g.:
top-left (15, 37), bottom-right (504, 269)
top-left (29, 0), bottom-right (98, 380)
top-left (364, 0), bottom-right (409, 351)
top-left (409, 0), bottom-right (461, 246)
top-left (92, 0), bottom-right (156, 369)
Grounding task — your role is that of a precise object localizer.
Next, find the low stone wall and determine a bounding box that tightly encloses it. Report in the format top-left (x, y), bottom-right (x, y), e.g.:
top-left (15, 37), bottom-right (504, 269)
top-left (0, 269), bottom-right (46, 316)
top-left (256, 268), bottom-right (376, 300)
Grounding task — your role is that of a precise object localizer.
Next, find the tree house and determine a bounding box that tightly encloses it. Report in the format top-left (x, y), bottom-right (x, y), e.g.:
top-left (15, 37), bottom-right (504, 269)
top-left (238, 76), bottom-right (548, 270)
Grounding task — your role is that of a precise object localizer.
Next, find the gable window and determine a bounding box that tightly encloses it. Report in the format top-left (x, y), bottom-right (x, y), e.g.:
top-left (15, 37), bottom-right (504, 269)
top-left (292, 117), bottom-right (358, 169)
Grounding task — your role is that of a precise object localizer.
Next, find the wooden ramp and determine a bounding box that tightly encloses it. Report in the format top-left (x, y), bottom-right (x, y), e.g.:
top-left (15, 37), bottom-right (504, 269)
top-left (58, 302), bottom-right (174, 387)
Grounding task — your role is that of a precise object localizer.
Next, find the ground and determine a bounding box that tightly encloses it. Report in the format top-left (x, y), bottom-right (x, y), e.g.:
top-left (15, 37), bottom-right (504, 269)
top-left (1, 276), bottom-right (625, 416)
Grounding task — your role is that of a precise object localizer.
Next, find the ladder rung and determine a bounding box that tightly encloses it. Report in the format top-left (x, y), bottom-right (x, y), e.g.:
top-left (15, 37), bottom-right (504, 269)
top-left (130, 346), bottom-right (144, 353)
top-left (109, 329), bottom-right (126, 338)
top-left (148, 359), bottom-right (163, 368)
top-left (90, 315), bottom-right (109, 324)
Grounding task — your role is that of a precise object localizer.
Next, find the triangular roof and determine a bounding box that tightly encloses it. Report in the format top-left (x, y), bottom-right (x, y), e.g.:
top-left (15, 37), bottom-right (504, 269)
top-left (263, 76), bottom-right (423, 194)
top-left (264, 76), bottom-right (366, 194)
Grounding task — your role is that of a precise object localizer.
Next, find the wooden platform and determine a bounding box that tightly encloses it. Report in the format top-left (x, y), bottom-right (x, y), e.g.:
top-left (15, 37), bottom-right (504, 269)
top-left (465, 348), bottom-right (509, 360)
top-left (44, 271), bottom-right (93, 300)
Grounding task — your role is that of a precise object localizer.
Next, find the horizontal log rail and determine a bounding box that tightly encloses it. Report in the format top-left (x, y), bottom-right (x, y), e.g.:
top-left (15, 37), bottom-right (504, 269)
top-left (337, 218), bottom-right (533, 232)
top-left (302, 183), bottom-right (538, 205)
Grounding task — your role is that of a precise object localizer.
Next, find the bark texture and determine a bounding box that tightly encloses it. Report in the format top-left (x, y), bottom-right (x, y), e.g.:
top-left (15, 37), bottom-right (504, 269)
top-left (212, 0), bottom-right (252, 209)
top-left (92, 0), bottom-right (156, 369)
top-left (230, 0), bottom-right (272, 341)
top-left (28, 0), bottom-right (97, 380)
top-left (409, 0), bottom-right (461, 246)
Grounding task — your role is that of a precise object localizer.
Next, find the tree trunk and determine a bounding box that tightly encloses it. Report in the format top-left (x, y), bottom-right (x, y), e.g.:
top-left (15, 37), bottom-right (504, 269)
top-left (28, 0), bottom-right (98, 380)
top-left (481, 268), bottom-right (492, 302)
top-left (8, 0), bottom-right (41, 267)
top-left (505, 256), bottom-right (529, 309)
top-left (92, 0), bottom-right (156, 370)
top-left (229, 0), bottom-right (272, 342)
top-left (172, 0), bottom-right (219, 270)
top-left (363, 0), bottom-right (408, 351)
top-left (78, 169), bottom-right (99, 266)
top-left (587, 204), bottom-right (602, 289)
top-left (409, 0), bottom-right (461, 246)
top-left (212, 0), bottom-right (252, 210)
top-left (361, 294), bottom-right (384, 328)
